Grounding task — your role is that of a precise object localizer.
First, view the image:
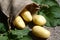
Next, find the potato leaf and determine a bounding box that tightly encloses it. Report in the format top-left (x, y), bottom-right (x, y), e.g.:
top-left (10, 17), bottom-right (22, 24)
top-left (0, 23), bottom-right (6, 33)
top-left (33, 0), bottom-right (58, 6)
top-left (49, 6), bottom-right (60, 18)
top-left (20, 36), bottom-right (32, 40)
top-left (0, 35), bottom-right (8, 40)
top-left (10, 28), bottom-right (32, 40)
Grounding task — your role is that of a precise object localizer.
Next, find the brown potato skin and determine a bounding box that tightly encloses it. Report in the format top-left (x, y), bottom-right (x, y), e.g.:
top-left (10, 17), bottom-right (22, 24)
top-left (32, 26), bottom-right (50, 38)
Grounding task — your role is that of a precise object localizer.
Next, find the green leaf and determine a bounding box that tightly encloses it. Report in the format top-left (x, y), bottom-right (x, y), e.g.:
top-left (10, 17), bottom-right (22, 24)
top-left (0, 23), bottom-right (6, 33)
top-left (11, 28), bottom-right (30, 35)
top-left (11, 28), bottom-right (30, 38)
top-left (0, 35), bottom-right (8, 40)
top-left (45, 16), bottom-right (58, 27)
top-left (45, 16), bottom-right (52, 27)
top-left (42, 0), bottom-right (58, 6)
top-left (57, 19), bottom-right (60, 25)
top-left (32, 0), bottom-right (58, 6)
top-left (8, 28), bottom-right (32, 40)
top-left (32, 0), bottom-right (43, 4)
top-left (49, 6), bottom-right (60, 18)
top-left (20, 35), bottom-right (32, 40)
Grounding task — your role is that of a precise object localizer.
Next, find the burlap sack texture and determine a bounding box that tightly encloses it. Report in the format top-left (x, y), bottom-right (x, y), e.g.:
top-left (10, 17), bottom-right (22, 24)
top-left (0, 0), bottom-right (40, 24)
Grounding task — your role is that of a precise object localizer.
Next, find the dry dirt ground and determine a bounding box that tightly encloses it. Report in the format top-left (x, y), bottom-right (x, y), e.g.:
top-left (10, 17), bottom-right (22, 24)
top-left (45, 26), bottom-right (60, 40)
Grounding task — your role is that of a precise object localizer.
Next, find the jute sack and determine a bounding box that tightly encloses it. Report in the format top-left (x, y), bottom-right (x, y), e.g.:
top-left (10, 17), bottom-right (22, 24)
top-left (0, 0), bottom-right (40, 26)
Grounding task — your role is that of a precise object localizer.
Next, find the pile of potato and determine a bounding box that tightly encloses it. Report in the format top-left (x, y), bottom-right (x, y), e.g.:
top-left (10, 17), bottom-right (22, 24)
top-left (13, 9), bottom-right (50, 38)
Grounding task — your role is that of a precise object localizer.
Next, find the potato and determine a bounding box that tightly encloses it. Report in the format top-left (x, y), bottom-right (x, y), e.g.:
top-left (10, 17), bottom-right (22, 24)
top-left (32, 26), bottom-right (50, 38)
top-left (21, 9), bottom-right (32, 22)
top-left (13, 16), bottom-right (25, 29)
top-left (32, 15), bottom-right (46, 25)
